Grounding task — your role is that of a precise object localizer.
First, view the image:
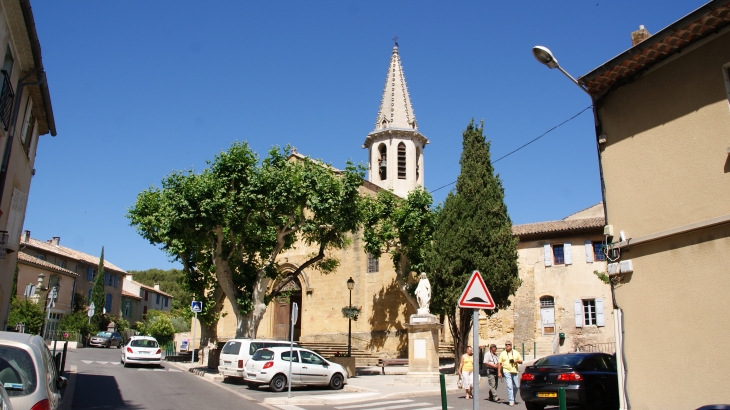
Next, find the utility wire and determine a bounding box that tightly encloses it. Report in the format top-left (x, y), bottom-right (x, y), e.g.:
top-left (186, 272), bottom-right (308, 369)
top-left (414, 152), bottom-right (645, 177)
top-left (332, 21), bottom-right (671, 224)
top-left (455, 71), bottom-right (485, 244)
top-left (429, 105), bottom-right (593, 194)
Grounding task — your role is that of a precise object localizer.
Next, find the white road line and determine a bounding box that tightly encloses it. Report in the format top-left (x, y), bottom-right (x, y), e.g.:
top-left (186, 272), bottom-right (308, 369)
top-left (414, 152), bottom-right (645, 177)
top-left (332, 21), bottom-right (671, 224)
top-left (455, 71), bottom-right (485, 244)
top-left (95, 361), bottom-right (108, 364)
top-left (275, 405), bottom-right (307, 410)
top-left (110, 363), bottom-right (120, 366)
top-left (153, 369), bottom-right (166, 372)
top-left (80, 360), bottom-right (94, 364)
top-left (168, 369), bottom-right (182, 372)
top-left (336, 400), bottom-right (414, 409)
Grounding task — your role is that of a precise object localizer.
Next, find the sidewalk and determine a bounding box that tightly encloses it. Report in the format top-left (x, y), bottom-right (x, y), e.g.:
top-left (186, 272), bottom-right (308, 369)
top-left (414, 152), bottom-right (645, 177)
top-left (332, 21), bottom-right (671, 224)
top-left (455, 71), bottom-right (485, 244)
top-left (166, 360), bottom-right (462, 406)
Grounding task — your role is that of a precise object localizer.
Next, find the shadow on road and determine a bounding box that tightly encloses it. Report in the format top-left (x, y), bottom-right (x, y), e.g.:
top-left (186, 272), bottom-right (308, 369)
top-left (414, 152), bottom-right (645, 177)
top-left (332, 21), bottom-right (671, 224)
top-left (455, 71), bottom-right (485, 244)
top-left (71, 374), bottom-right (143, 410)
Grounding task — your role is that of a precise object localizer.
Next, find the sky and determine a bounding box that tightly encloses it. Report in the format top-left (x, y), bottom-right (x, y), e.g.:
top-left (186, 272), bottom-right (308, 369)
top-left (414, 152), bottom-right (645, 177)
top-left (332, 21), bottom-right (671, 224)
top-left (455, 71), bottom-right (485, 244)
top-left (24, 0), bottom-right (699, 271)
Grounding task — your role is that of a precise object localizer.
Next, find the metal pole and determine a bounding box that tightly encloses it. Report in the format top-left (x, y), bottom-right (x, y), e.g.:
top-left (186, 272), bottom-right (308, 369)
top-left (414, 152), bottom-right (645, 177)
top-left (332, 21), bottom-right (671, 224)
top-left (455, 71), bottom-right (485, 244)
top-left (288, 313), bottom-right (294, 398)
top-left (348, 289), bottom-right (352, 357)
top-left (191, 311), bottom-right (197, 365)
top-left (559, 387), bottom-right (567, 410)
top-left (439, 373), bottom-right (447, 410)
top-left (534, 341), bottom-right (536, 359)
top-left (472, 309), bottom-right (479, 410)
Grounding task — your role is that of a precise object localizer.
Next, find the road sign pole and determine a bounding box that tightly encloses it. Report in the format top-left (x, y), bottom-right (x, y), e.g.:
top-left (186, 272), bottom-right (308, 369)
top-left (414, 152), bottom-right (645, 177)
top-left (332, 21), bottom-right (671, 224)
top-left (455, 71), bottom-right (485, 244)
top-left (288, 302), bottom-right (298, 399)
top-left (191, 311), bottom-right (197, 365)
top-left (472, 309), bottom-right (479, 410)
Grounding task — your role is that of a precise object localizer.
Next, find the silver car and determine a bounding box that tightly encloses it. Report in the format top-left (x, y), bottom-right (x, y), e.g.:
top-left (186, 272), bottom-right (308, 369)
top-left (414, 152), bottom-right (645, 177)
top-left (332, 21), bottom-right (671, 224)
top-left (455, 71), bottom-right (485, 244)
top-left (0, 331), bottom-right (67, 410)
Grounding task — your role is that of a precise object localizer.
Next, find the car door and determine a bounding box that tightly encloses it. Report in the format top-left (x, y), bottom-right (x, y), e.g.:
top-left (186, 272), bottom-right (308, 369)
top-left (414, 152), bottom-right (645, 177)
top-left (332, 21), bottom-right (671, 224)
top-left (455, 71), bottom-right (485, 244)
top-left (298, 350), bottom-right (330, 385)
top-left (280, 350), bottom-right (302, 385)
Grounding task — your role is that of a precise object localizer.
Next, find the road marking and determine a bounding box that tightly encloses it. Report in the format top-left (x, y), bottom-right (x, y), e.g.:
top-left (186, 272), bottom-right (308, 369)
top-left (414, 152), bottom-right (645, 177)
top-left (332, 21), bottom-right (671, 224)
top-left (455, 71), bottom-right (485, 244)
top-left (168, 369), bottom-right (182, 372)
top-left (138, 369), bottom-right (152, 371)
top-left (275, 406), bottom-right (307, 410)
top-left (111, 363), bottom-right (120, 365)
top-left (96, 361), bottom-right (108, 364)
top-left (80, 360), bottom-right (94, 364)
top-left (336, 400), bottom-right (413, 409)
top-left (153, 369), bottom-right (166, 372)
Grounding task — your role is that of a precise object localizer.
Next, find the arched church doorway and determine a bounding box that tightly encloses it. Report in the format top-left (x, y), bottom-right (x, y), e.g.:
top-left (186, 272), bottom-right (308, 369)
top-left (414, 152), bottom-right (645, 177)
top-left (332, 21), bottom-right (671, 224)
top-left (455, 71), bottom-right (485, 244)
top-left (272, 276), bottom-right (302, 341)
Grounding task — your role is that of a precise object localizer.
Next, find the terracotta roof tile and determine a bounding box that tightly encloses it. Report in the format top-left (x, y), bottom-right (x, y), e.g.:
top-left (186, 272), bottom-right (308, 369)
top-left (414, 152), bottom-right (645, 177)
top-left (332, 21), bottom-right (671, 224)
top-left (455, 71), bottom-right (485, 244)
top-left (17, 252), bottom-right (78, 277)
top-left (512, 217), bottom-right (605, 238)
top-left (23, 238), bottom-right (126, 274)
top-left (122, 290), bottom-right (142, 300)
top-left (126, 279), bottom-right (174, 299)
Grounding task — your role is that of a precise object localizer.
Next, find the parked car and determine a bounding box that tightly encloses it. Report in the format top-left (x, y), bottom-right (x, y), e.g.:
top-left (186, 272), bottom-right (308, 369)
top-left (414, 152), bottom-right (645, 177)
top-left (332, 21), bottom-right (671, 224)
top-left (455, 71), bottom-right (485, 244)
top-left (520, 352), bottom-right (619, 410)
top-left (121, 336), bottom-right (161, 367)
top-left (88, 331), bottom-right (123, 348)
top-left (0, 384), bottom-right (13, 410)
top-left (218, 339), bottom-right (299, 380)
top-left (243, 346), bottom-right (347, 392)
top-left (0, 331), bottom-right (67, 410)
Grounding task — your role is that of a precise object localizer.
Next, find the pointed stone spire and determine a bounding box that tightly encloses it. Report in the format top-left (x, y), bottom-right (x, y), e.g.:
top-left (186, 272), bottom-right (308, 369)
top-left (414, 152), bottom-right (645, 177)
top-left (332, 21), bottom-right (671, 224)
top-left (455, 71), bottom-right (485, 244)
top-left (373, 45), bottom-right (417, 131)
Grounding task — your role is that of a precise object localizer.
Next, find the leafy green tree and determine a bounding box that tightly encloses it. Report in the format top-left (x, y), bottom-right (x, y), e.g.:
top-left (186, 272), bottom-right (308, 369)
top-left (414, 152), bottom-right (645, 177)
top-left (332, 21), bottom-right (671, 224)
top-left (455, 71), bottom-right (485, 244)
top-left (11, 262), bottom-right (18, 301)
top-left (126, 269), bottom-right (193, 320)
top-left (72, 292), bottom-right (88, 314)
top-left (362, 187), bottom-right (435, 309)
top-left (140, 310), bottom-right (175, 346)
top-left (128, 143), bottom-right (364, 340)
top-left (90, 247), bottom-right (106, 330)
top-left (58, 311), bottom-right (92, 339)
top-left (426, 120), bottom-right (520, 367)
top-left (7, 298), bottom-right (44, 334)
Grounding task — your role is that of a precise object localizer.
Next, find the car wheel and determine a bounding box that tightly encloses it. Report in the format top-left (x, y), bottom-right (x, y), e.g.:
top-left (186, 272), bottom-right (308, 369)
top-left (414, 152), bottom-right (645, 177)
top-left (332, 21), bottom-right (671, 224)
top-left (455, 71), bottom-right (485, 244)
top-left (329, 373), bottom-right (344, 390)
top-left (269, 374), bottom-right (287, 392)
top-left (525, 403), bottom-right (546, 410)
top-left (584, 386), bottom-right (608, 410)
top-left (107, 342), bottom-right (111, 348)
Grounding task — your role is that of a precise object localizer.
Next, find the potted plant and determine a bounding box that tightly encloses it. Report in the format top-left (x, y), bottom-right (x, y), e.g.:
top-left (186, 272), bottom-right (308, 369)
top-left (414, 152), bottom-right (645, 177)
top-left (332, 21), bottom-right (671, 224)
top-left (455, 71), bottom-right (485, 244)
top-left (341, 306), bottom-right (362, 321)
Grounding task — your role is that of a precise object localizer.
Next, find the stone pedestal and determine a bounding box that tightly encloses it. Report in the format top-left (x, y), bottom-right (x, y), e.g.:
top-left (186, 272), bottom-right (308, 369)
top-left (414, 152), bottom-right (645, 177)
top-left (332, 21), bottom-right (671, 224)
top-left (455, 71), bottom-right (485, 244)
top-left (394, 313), bottom-right (442, 385)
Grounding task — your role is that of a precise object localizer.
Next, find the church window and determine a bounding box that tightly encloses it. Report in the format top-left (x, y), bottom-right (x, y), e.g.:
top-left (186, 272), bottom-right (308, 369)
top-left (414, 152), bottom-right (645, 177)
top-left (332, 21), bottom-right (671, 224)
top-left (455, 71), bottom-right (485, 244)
top-left (378, 144), bottom-right (387, 181)
top-left (367, 253), bottom-right (379, 273)
top-left (415, 147), bottom-right (421, 180)
top-left (397, 143), bottom-right (406, 179)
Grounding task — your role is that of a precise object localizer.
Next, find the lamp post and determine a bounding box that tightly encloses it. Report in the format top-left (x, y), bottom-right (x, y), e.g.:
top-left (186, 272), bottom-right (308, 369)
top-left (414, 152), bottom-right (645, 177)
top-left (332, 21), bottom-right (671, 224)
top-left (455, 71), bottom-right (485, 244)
top-left (346, 277), bottom-right (355, 357)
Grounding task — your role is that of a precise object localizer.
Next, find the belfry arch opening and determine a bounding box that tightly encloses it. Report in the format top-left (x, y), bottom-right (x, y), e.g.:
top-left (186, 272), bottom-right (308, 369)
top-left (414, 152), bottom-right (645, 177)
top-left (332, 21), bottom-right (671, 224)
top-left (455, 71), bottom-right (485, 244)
top-left (397, 142), bottom-right (406, 179)
top-left (378, 144), bottom-right (387, 181)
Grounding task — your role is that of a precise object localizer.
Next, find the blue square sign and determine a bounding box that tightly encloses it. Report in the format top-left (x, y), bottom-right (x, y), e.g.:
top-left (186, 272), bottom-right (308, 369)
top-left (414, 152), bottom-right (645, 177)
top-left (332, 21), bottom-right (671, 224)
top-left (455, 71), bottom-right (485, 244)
top-left (191, 301), bottom-right (202, 313)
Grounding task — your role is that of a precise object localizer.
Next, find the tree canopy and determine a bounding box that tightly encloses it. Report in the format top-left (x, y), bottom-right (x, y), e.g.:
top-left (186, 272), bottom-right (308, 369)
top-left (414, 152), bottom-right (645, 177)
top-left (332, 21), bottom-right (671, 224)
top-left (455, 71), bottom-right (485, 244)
top-left (128, 142), bottom-right (365, 340)
top-left (426, 120), bottom-right (520, 366)
top-left (89, 247), bottom-right (106, 330)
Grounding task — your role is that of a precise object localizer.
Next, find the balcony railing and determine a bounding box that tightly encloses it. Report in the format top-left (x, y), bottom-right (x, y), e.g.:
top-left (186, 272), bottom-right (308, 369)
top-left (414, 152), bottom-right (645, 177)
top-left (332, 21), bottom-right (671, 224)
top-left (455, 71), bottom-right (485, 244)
top-left (0, 70), bottom-right (14, 131)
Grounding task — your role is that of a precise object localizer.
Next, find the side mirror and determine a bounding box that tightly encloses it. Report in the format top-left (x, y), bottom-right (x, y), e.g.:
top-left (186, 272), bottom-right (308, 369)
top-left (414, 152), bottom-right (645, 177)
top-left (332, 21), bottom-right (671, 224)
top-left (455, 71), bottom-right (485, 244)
top-left (56, 376), bottom-right (67, 390)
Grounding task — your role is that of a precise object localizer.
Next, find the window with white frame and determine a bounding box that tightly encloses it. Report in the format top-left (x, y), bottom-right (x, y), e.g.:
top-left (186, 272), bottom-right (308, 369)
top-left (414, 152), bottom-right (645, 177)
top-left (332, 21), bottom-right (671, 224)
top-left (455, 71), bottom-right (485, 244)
top-left (544, 243), bottom-right (573, 266)
top-left (574, 298), bottom-right (605, 327)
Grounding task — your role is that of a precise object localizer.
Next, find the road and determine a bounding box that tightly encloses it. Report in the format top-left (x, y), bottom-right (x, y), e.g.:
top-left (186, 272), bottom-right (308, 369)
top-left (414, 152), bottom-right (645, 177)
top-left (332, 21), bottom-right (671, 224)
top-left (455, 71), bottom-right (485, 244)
top-left (62, 346), bottom-right (264, 410)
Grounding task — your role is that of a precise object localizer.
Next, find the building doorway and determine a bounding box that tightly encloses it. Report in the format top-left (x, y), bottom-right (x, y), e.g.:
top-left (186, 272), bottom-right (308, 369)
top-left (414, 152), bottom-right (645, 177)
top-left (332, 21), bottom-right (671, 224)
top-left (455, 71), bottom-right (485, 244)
top-left (540, 296), bottom-right (556, 335)
top-left (272, 277), bottom-right (303, 341)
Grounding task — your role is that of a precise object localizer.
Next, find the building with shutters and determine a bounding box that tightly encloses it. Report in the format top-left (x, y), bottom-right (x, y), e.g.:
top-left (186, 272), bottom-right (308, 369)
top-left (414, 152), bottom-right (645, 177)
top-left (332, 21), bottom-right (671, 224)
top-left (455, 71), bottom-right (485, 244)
top-left (15, 232), bottom-right (127, 324)
top-left (478, 203), bottom-right (614, 356)
top-left (568, 1), bottom-right (730, 407)
top-left (122, 274), bottom-right (173, 324)
top-left (0, 0), bottom-right (57, 330)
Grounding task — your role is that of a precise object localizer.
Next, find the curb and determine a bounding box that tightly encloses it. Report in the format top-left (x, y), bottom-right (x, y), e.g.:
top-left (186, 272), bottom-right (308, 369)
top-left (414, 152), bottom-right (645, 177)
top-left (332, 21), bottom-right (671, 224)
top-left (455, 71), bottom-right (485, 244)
top-left (60, 365), bottom-right (77, 410)
top-left (263, 386), bottom-right (463, 405)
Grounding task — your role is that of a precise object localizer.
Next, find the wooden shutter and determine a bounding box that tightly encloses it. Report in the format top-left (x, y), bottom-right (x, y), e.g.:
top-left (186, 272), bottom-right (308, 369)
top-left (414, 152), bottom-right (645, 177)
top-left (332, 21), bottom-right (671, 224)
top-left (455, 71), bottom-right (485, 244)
top-left (5, 188), bottom-right (27, 251)
top-left (585, 240), bottom-right (594, 263)
top-left (574, 300), bottom-right (583, 327)
top-left (596, 298), bottom-right (605, 327)
top-left (544, 244), bottom-right (552, 267)
top-left (564, 242), bottom-right (572, 265)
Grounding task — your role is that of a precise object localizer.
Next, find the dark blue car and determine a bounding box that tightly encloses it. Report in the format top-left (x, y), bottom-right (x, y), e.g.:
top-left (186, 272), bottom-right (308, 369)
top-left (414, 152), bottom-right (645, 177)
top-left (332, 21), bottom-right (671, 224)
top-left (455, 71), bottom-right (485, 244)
top-left (520, 352), bottom-right (618, 410)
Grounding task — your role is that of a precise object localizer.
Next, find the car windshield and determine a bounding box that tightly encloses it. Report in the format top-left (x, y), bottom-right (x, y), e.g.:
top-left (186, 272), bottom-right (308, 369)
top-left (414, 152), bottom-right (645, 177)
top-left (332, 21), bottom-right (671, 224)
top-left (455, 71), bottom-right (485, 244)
top-left (534, 355), bottom-right (585, 367)
top-left (0, 346), bottom-right (37, 397)
top-left (130, 339), bottom-right (158, 348)
top-left (251, 349), bottom-right (274, 361)
top-left (222, 341), bottom-right (241, 355)
top-left (96, 332), bottom-right (112, 338)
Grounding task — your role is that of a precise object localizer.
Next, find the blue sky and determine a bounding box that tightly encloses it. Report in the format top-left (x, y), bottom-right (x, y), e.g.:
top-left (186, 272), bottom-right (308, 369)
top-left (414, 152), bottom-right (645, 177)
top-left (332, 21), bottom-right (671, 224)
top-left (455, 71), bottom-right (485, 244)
top-left (24, 0), bottom-right (698, 271)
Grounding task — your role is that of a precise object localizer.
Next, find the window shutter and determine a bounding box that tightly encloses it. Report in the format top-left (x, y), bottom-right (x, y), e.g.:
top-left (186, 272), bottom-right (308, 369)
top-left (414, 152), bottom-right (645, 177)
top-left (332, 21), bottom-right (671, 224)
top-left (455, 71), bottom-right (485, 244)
top-left (105, 272), bottom-right (110, 285)
top-left (5, 189), bottom-right (27, 251)
top-left (544, 244), bottom-right (552, 267)
top-left (574, 300), bottom-right (583, 327)
top-left (596, 298), bottom-right (605, 327)
top-left (564, 242), bottom-right (572, 265)
top-left (585, 241), bottom-right (594, 263)
top-left (87, 267), bottom-right (93, 281)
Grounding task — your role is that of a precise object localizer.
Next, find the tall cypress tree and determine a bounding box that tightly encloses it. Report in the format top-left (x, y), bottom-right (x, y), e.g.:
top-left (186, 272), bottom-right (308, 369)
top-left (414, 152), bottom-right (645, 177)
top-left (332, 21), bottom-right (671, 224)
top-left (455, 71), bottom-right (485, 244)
top-left (90, 247), bottom-right (106, 330)
top-left (427, 119), bottom-right (520, 367)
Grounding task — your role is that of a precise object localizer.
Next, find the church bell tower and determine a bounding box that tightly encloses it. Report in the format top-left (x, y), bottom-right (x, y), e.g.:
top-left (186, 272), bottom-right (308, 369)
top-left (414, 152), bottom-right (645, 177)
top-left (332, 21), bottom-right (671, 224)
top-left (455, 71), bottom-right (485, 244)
top-left (362, 42), bottom-right (429, 198)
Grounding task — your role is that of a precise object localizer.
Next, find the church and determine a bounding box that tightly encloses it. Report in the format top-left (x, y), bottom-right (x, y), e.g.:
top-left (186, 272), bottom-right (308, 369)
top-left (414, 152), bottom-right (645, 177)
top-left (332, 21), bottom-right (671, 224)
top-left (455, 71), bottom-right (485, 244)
top-left (214, 43), bottom-right (429, 359)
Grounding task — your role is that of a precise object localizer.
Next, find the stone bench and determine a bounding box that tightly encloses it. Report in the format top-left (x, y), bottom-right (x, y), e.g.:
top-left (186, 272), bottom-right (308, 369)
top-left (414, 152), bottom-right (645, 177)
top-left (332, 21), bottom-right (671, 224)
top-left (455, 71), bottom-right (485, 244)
top-left (377, 358), bottom-right (408, 374)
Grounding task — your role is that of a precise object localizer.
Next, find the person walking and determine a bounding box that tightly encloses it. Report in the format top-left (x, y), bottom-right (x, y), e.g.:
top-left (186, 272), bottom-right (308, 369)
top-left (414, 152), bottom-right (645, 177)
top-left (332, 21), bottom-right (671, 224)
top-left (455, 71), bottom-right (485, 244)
top-left (458, 346), bottom-right (475, 399)
top-left (483, 344), bottom-right (500, 402)
top-left (498, 341), bottom-right (522, 406)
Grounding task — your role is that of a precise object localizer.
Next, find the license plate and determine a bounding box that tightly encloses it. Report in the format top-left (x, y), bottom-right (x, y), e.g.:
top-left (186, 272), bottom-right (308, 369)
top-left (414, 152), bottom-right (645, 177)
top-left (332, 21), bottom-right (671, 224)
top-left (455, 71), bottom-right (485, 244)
top-left (223, 361), bottom-right (231, 366)
top-left (247, 373), bottom-right (256, 378)
top-left (138, 351), bottom-right (149, 355)
top-left (537, 392), bottom-right (557, 398)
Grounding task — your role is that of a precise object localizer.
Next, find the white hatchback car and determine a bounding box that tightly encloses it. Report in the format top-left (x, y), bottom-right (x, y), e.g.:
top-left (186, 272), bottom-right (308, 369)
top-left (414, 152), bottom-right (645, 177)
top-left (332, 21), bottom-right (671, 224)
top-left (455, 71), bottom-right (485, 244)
top-left (121, 336), bottom-right (162, 367)
top-left (244, 346), bottom-right (347, 392)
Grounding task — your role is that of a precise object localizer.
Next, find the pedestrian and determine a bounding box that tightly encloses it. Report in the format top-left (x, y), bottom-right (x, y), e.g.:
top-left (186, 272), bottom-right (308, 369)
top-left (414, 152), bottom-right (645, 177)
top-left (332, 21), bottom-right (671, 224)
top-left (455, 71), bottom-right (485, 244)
top-left (483, 343), bottom-right (500, 402)
top-left (457, 345), bottom-right (475, 399)
top-left (498, 340), bottom-right (522, 406)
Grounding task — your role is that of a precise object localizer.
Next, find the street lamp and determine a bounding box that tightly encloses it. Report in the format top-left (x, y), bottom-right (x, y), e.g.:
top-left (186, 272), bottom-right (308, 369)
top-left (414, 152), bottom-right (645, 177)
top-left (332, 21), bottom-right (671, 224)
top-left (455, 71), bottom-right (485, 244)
top-left (346, 277), bottom-right (355, 357)
top-left (531, 46), bottom-right (590, 96)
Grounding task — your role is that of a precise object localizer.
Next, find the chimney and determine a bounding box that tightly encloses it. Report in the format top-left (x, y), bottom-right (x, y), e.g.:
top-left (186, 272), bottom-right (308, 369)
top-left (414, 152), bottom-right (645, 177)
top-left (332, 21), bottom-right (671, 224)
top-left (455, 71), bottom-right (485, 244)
top-left (22, 230), bottom-right (30, 243)
top-left (127, 274), bottom-right (133, 282)
top-left (51, 237), bottom-right (60, 246)
top-left (631, 25), bottom-right (651, 47)
top-left (154, 283), bottom-right (160, 291)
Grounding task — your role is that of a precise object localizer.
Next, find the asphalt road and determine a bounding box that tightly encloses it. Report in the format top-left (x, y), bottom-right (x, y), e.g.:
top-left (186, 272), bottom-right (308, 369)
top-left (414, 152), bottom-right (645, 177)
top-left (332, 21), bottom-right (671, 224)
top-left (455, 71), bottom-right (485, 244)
top-left (61, 346), bottom-right (265, 410)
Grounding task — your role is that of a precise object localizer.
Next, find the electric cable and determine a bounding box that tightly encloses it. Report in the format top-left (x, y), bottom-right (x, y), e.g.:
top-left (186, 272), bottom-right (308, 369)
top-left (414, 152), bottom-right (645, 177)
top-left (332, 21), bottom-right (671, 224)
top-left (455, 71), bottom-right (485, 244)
top-left (429, 105), bottom-right (593, 194)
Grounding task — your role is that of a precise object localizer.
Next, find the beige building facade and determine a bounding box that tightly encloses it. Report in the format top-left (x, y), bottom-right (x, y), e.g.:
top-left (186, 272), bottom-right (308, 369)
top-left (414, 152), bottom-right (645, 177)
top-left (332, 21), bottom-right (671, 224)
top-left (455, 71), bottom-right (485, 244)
top-left (565, 1), bottom-right (730, 408)
top-left (122, 274), bottom-right (173, 324)
top-left (0, 0), bottom-right (56, 329)
top-left (480, 204), bottom-right (614, 356)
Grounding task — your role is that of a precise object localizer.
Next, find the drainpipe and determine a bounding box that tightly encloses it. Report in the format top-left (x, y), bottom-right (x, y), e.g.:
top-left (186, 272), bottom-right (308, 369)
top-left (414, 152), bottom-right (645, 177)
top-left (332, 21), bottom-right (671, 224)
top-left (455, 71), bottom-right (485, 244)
top-left (0, 69), bottom-right (45, 209)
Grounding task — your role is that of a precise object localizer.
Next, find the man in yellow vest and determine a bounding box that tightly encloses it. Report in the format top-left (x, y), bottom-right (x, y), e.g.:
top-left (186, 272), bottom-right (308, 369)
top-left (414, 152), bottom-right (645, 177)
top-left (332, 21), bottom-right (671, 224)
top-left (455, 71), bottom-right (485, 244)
top-left (498, 341), bottom-right (523, 406)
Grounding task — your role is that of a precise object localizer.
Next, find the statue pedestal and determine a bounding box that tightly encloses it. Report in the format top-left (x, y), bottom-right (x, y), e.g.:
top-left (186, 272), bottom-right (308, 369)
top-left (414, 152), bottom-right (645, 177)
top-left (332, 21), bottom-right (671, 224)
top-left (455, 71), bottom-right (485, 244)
top-left (395, 313), bottom-right (442, 385)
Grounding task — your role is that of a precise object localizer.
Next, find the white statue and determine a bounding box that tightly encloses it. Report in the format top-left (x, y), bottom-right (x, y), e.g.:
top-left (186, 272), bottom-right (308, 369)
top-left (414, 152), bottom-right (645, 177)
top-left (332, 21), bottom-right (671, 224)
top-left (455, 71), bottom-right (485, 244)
top-left (415, 272), bottom-right (431, 315)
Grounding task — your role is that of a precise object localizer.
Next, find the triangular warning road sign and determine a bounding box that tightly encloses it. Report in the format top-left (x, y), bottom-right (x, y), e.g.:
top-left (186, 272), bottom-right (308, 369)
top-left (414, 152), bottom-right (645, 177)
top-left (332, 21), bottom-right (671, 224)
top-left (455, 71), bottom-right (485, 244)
top-left (458, 270), bottom-right (496, 309)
